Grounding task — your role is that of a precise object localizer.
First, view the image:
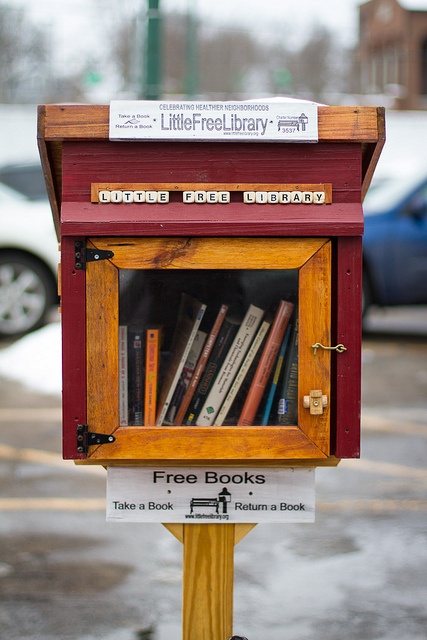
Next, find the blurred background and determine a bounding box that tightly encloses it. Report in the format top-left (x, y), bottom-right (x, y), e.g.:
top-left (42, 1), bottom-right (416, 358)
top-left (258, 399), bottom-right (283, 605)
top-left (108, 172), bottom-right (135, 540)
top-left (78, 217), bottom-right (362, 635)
top-left (0, 1), bottom-right (426, 639)
top-left (0, 0), bottom-right (370, 105)
top-left (2, 0), bottom-right (427, 107)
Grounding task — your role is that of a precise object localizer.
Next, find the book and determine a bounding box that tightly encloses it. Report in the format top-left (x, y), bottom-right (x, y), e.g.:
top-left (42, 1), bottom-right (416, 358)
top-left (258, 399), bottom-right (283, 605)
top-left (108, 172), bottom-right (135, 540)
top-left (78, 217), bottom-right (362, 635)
top-left (220, 320), bottom-right (271, 424)
top-left (144, 328), bottom-right (162, 426)
top-left (119, 325), bottom-right (128, 426)
top-left (196, 303), bottom-right (265, 426)
top-left (164, 329), bottom-right (206, 424)
top-left (215, 319), bottom-right (271, 426)
top-left (276, 316), bottom-right (299, 426)
top-left (238, 300), bottom-right (294, 426)
top-left (260, 322), bottom-right (292, 425)
top-left (156, 293), bottom-right (207, 425)
top-left (174, 303), bottom-right (228, 425)
top-left (183, 314), bottom-right (240, 426)
top-left (128, 326), bottom-right (144, 426)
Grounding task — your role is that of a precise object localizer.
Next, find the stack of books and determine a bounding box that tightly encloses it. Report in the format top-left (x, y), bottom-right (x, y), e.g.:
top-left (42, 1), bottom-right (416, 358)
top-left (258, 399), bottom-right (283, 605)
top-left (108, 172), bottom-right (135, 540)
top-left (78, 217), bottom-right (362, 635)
top-left (119, 293), bottom-right (298, 428)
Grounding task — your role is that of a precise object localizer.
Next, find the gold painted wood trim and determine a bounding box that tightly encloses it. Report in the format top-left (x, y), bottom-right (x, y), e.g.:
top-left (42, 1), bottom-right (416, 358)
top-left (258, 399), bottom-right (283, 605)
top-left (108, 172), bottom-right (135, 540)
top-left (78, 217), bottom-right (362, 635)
top-left (84, 236), bottom-right (331, 463)
top-left (163, 523), bottom-right (184, 542)
top-left (162, 522), bottom-right (257, 545)
top-left (78, 458), bottom-right (340, 468)
top-left (88, 426), bottom-right (327, 461)
top-left (90, 237), bottom-right (329, 271)
top-left (86, 240), bottom-right (119, 438)
top-left (39, 104), bottom-right (384, 143)
top-left (298, 241), bottom-right (331, 454)
top-left (234, 523), bottom-right (257, 544)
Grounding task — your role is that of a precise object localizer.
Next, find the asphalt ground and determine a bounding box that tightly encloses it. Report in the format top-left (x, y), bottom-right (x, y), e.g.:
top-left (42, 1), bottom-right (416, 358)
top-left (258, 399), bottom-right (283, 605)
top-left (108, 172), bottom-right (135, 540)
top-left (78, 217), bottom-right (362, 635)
top-left (0, 307), bottom-right (426, 640)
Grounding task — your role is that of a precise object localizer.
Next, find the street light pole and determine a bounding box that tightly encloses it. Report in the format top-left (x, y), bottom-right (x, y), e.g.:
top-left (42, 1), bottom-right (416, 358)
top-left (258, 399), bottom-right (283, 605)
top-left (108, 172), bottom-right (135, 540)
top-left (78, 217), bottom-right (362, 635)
top-left (144, 0), bottom-right (162, 99)
top-left (185, 0), bottom-right (198, 98)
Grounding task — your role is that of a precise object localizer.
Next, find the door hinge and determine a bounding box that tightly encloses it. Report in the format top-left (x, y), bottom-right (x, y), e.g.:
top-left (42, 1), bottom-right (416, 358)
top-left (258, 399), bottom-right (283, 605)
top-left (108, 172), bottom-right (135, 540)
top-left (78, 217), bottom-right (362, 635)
top-left (74, 241), bottom-right (114, 270)
top-left (76, 423), bottom-right (116, 454)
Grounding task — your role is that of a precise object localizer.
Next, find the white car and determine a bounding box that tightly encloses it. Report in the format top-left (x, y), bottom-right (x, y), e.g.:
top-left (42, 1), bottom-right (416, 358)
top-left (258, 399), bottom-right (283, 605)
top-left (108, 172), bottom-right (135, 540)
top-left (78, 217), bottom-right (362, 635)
top-left (0, 164), bottom-right (59, 338)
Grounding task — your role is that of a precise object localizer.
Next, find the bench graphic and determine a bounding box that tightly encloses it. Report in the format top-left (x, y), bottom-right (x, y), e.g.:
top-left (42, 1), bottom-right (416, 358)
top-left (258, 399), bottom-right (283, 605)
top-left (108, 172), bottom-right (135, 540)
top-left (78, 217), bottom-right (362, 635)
top-left (277, 113), bottom-right (309, 132)
top-left (190, 498), bottom-right (219, 514)
top-left (190, 488), bottom-right (232, 514)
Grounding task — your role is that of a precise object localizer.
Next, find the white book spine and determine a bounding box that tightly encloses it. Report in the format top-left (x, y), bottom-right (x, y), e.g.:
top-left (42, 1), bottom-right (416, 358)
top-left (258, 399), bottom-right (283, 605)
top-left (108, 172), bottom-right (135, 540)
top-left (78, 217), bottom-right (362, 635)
top-left (196, 304), bottom-right (264, 426)
top-left (215, 319), bottom-right (270, 426)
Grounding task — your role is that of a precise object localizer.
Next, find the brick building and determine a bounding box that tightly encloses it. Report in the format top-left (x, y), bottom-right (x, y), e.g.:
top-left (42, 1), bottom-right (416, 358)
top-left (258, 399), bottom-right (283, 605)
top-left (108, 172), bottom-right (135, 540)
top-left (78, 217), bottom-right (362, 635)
top-left (358, 0), bottom-right (427, 109)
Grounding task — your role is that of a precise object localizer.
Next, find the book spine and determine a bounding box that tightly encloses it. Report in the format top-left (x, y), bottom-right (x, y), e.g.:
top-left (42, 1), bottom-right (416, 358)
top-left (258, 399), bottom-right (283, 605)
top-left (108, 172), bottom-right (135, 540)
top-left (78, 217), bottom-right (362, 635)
top-left (144, 328), bottom-right (161, 426)
top-left (238, 300), bottom-right (294, 426)
top-left (184, 317), bottom-right (239, 426)
top-left (174, 303), bottom-right (228, 425)
top-left (128, 328), bottom-right (144, 426)
top-left (215, 319), bottom-right (271, 426)
top-left (156, 299), bottom-right (207, 426)
top-left (260, 322), bottom-right (292, 425)
top-left (164, 330), bottom-right (206, 424)
top-left (196, 304), bottom-right (265, 426)
top-left (119, 325), bottom-right (128, 426)
top-left (276, 318), bottom-right (299, 426)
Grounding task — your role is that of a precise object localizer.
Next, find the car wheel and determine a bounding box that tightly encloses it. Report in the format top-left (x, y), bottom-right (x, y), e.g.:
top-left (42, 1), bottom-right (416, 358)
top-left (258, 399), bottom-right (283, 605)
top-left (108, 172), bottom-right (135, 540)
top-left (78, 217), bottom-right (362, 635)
top-left (0, 252), bottom-right (56, 338)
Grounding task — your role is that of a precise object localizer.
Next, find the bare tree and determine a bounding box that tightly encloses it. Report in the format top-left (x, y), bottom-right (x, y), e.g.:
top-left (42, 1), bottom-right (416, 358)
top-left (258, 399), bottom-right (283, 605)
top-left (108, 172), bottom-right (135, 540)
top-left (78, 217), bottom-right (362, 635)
top-left (0, 0), bottom-right (353, 105)
top-left (163, 12), bottom-right (187, 95)
top-left (198, 27), bottom-right (266, 98)
top-left (92, 0), bottom-right (141, 95)
top-left (286, 26), bottom-right (348, 102)
top-left (0, 3), bottom-right (50, 102)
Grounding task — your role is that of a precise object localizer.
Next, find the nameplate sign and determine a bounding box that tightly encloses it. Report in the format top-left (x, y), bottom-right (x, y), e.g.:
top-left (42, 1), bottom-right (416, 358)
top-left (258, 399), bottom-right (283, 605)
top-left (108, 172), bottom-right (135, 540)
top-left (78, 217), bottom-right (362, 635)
top-left (106, 466), bottom-right (315, 524)
top-left (109, 100), bottom-right (319, 142)
top-left (91, 183), bottom-right (332, 205)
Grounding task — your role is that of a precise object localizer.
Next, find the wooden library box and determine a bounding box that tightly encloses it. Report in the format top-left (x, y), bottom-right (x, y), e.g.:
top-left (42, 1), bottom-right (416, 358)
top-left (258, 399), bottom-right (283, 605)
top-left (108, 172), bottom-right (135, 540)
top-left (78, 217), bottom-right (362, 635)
top-left (38, 102), bottom-right (385, 467)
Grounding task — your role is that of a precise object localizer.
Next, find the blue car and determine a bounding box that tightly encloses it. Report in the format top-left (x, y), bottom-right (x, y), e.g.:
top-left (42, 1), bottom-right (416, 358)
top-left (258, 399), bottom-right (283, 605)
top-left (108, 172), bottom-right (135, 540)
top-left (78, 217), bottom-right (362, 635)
top-left (363, 170), bottom-right (427, 314)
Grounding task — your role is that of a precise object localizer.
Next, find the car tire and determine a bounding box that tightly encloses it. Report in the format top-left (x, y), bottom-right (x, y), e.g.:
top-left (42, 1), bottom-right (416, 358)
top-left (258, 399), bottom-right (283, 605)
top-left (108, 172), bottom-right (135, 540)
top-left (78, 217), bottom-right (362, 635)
top-left (0, 251), bottom-right (57, 338)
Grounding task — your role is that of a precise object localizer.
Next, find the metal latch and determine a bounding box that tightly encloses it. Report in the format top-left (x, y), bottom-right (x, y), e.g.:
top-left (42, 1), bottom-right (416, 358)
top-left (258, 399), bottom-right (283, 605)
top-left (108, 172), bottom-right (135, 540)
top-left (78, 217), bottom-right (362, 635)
top-left (74, 241), bottom-right (114, 270)
top-left (303, 390), bottom-right (328, 415)
top-left (311, 342), bottom-right (347, 356)
top-left (76, 423), bottom-right (116, 454)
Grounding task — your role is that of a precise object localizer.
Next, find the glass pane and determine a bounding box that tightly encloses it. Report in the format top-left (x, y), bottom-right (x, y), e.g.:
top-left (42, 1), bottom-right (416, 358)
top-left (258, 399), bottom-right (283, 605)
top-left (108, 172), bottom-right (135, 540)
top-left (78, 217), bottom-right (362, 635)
top-left (119, 269), bottom-right (298, 427)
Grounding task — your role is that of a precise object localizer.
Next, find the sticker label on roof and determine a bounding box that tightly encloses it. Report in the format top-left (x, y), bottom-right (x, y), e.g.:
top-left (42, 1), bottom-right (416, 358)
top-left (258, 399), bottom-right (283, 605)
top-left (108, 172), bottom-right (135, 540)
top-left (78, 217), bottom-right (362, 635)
top-left (109, 100), bottom-right (318, 142)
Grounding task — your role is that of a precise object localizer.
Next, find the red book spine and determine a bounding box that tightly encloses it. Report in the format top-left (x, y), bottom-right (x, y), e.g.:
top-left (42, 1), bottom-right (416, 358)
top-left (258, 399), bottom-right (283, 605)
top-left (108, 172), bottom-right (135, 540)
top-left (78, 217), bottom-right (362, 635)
top-left (174, 304), bottom-right (228, 425)
top-left (237, 300), bottom-right (294, 426)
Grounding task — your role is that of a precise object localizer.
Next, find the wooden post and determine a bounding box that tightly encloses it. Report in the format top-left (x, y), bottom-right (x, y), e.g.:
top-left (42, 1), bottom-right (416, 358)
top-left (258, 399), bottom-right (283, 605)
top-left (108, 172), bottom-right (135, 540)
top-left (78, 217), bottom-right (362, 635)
top-left (164, 523), bottom-right (256, 637)
top-left (182, 523), bottom-right (235, 640)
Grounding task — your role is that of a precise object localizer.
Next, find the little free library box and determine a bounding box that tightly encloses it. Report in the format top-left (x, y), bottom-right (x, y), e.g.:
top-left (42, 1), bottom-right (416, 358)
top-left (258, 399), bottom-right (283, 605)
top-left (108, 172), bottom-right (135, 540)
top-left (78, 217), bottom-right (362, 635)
top-left (37, 101), bottom-right (385, 467)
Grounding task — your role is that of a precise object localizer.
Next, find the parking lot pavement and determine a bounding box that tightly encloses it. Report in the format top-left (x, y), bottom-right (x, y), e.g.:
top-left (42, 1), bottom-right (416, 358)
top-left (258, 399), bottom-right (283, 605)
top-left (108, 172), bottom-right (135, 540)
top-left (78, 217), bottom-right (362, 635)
top-left (0, 314), bottom-right (426, 640)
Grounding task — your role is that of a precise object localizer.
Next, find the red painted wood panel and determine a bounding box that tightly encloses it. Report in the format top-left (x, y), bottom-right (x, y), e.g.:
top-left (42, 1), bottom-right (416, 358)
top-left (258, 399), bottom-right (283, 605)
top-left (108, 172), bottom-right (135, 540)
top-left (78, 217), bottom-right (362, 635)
top-left (61, 236), bottom-right (87, 459)
top-left (62, 141), bottom-right (362, 204)
top-left (60, 202), bottom-right (363, 238)
top-left (333, 236), bottom-right (362, 458)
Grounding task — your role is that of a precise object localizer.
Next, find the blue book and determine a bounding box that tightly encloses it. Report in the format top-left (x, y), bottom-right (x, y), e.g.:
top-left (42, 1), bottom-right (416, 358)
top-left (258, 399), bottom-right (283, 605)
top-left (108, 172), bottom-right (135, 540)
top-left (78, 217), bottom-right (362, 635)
top-left (276, 318), bottom-right (299, 426)
top-left (261, 323), bottom-right (292, 425)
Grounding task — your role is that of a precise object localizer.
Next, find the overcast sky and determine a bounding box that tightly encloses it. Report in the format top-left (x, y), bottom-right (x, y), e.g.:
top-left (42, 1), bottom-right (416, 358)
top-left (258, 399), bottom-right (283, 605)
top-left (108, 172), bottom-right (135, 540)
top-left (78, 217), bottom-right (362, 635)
top-left (9, 0), bottom-right (363, 50)
top-left (6, 0), bottom-right (364, 99)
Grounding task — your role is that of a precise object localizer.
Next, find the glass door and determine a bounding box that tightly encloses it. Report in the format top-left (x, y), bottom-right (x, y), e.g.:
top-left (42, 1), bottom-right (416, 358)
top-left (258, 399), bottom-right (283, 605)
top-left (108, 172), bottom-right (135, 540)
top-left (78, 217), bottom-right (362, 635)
top-left (85, 237), bottom-right (331, 463)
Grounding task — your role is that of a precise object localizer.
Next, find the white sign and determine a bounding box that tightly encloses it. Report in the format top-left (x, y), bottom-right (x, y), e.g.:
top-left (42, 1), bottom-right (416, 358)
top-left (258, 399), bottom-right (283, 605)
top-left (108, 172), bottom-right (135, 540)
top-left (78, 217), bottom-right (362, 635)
top-left (109, 100), bottom-right (318, 142)
top-left (106, 466), bottom-right (315, 523)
